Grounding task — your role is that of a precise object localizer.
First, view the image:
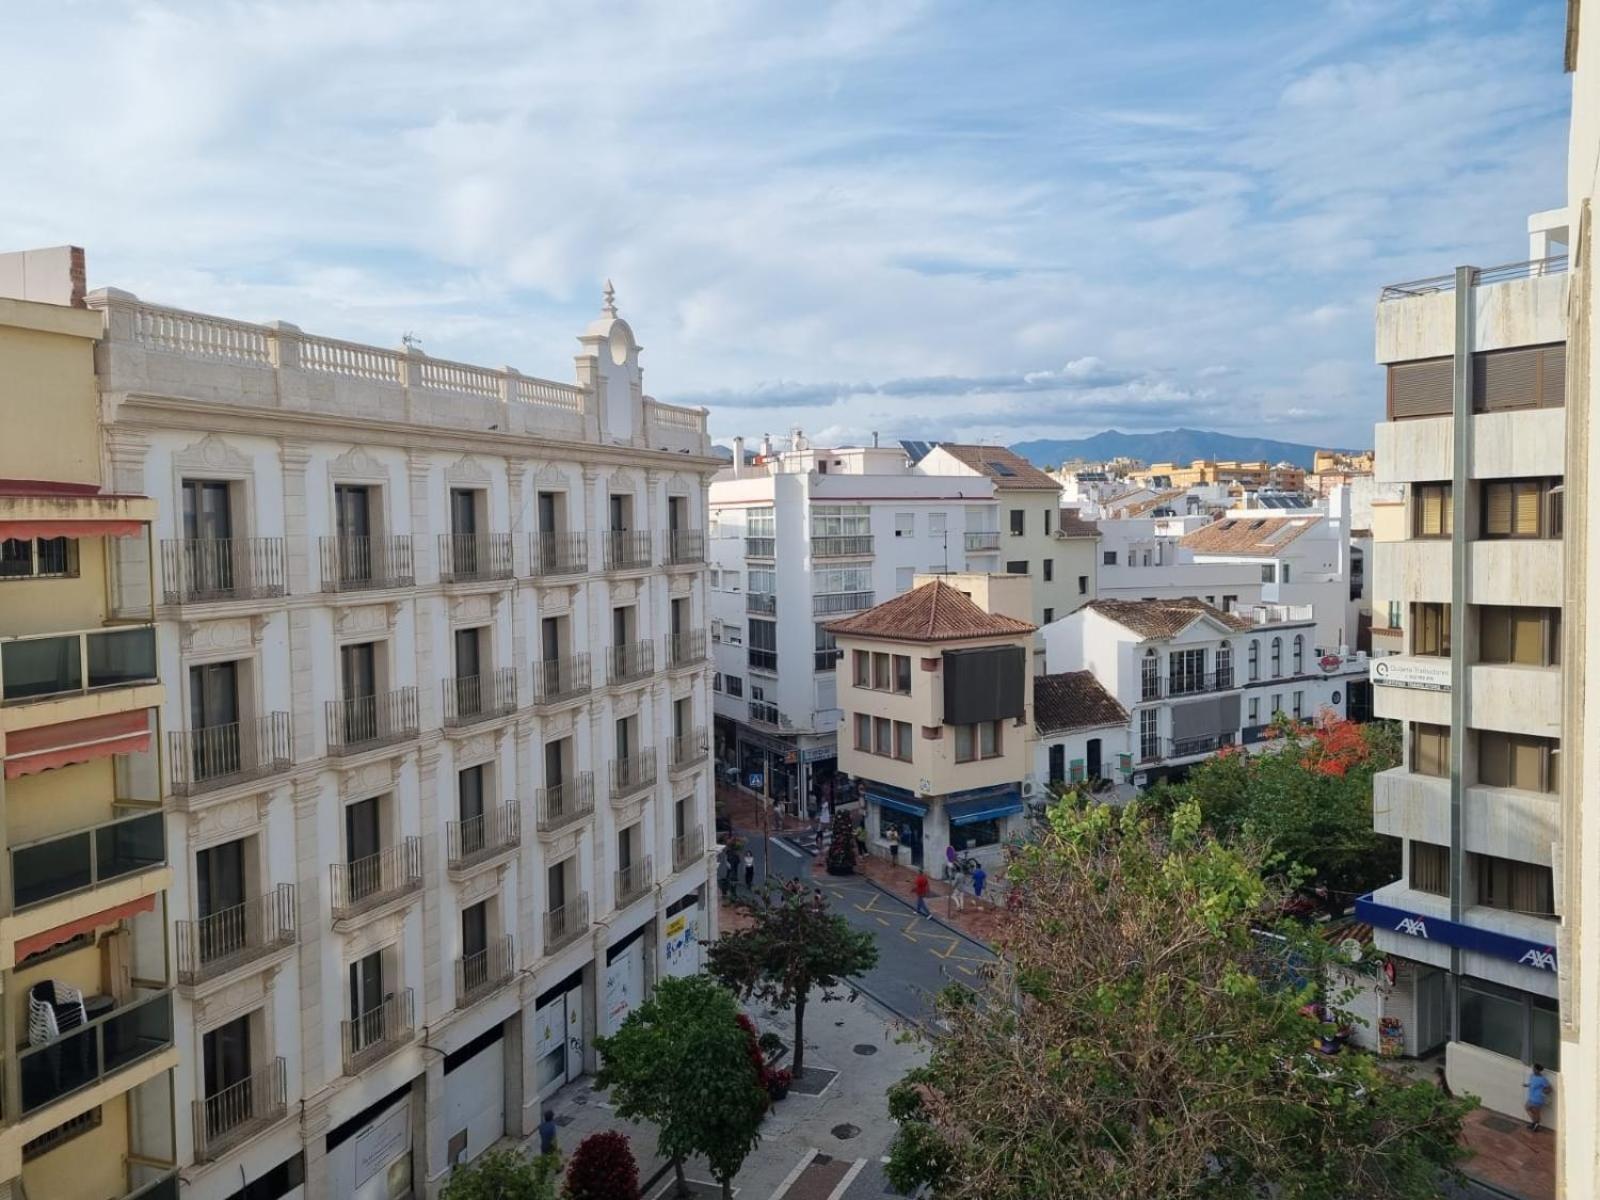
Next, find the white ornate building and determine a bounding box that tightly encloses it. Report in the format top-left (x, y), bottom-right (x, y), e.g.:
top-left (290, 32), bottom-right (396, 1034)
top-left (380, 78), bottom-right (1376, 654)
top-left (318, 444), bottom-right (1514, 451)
top-left (87, 281), bottom-right (716, 1199)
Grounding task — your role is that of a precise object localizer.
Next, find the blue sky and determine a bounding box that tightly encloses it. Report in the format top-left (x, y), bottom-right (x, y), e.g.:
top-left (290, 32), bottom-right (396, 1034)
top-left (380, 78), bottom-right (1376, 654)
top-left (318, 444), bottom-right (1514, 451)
top-left (1, 0), bottom-right (1571, 450)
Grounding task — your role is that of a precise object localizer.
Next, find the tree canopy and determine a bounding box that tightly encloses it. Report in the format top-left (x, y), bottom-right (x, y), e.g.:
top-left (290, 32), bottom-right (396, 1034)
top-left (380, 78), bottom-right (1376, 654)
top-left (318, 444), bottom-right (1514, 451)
top-left (440, 1148), bottom-right (558, 1200)
top-left (885, 797), bottom-right (1471, 1200)
top-left (594, 974), bottom-right (767, 1200)
top-left (707, 879), bottom-right (878, 1076)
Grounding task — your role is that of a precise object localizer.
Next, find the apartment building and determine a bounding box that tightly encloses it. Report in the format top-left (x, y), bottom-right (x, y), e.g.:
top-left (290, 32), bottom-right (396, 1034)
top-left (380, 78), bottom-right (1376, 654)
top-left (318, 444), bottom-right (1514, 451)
top-left (1043, 598), bottom-right (1370, 788)
top-left (1093, 513), bottom-right (1263, 610)
top-left (1360, 214), bottom-right (1568, 1122)
top-left (0, 254), bottom-right (178, 1200)
top-left (1029, 671), bottom-right (1133, 803)
top-left (52, 268), bottom-right (718, 1198)
top-left (829, 576), bottom-right (1036, 871)
top-left (1132, 459), bottom-right (1308, 493)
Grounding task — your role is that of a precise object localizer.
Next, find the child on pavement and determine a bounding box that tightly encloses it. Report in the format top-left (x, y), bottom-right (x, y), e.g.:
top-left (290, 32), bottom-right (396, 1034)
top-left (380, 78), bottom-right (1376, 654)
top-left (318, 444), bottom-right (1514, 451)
top-left (1526, 1063), bottom-right (1553, 1132)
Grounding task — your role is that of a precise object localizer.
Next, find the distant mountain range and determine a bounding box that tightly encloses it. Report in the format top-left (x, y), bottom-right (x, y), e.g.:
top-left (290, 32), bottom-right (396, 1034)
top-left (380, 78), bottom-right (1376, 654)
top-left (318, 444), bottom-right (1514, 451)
top-left (1010, 428), bottom-right (1336, 472)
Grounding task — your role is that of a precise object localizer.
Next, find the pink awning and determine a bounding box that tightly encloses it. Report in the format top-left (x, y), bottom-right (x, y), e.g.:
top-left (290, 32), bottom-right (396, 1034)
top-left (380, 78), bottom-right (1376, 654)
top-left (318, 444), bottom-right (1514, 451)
top-left (4, 711), bottom-right (152, 779)
top-left (0, 519), bottom-right (144, 540)
top-left (16, 895), bottom-right (156, 960)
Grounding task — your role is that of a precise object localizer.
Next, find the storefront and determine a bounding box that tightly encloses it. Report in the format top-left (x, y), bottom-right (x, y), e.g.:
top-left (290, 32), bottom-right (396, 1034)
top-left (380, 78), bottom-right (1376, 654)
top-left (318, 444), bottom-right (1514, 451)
top-left (661, 892), bottom-right (704, 979)
top-left (863, 781), bottom-right (928, 867)
top-left (603, 926), bottom-right (648, 1036)
top-left (943, 784), bottom-right (1025, 862)
top-left (533, 967), bottom-right (588, 1102)
top-left (326, 1084), bottom-right (414, 1200)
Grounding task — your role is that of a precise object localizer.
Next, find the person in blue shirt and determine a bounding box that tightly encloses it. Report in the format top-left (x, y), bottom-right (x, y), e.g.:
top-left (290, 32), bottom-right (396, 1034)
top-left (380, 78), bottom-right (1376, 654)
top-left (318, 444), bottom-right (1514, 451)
top-left (972, 862), bottom-right (987, 899)
top-left (1525, 1063), bottom-right (1553, 1132)
top-left (539, 1109), bottom-right (559, 1156)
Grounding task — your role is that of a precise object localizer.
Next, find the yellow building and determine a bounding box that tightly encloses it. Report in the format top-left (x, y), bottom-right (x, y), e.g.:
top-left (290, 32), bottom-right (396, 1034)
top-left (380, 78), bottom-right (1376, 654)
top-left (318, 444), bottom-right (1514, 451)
top-left (828, 575), bottom-right (1035, 871)
top-left (0, 261), bottom-right (176, 1199)
top-left (1136, 459), bottom-right (1306, 492)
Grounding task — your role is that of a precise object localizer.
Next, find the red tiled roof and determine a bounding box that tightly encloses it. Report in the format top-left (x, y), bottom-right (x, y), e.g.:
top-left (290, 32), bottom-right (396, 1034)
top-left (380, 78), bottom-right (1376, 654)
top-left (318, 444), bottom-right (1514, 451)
top-left (1056, 509), bottom-right (1099, 538)
top-left (1034, 671), bottom-right (1128, 734)
top-left (1180, 515), bottom-right (1322, 557)
top-left (824, 579), bottom-right (1037, 643)
top-left (936, 445), bottom-right (1061, 490)
top-left (1083, 597), bottom-right (1252, 639)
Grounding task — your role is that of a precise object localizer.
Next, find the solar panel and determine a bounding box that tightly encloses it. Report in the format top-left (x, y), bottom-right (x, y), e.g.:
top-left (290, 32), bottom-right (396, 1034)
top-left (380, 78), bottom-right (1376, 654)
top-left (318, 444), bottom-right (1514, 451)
top-left (988, 461), bottom-right (1017, 477)
top-left (899, 439), bottom-right (935, 464)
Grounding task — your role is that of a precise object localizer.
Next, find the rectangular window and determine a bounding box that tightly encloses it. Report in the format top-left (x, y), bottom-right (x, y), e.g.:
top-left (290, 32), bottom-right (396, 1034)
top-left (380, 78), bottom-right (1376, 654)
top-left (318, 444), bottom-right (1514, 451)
top-left (855, 713), bottom-right (871, 751)
top-left (1079, 575), bottom-right (1089, 595)
top-left (954, 720), bottom-right (1002, 762)
top-left (712, 672), bottom-right (722, 692)
top-left (1260, 563), bottom-right (1276, 584)
top-left (895, 512), bottom-right (915, 538)
top-left (873, 652), bottom-right (891, 690)
top-left (895, 721), bottom-right (913, 761)
top-left (893, 654), bottom-right (912, 694)
top-left (1474, 853), bottom-right (1555, 916)
top-left (814, 624), bottom-right (840, 672)
top-left (1387, 599), bottom-right (1402, 630)
top-left (874, 717), bottom-right (892, 755)
top-left (896, 566), bottom-right (915, 593)
top-left (1479, 606), bottom-right (1559, 666)
top-left (1247, 698), bottom-right (1259, 726)
top-left (1412, 603), bottom-right (1450, 656)
top-left (725, 676), bottom-right (743, 698)
top-left (1292, 690), bottom-right (1304, 719)
top-left (1042, 559), bottom-right (1054, 582)
top-left (1139, 709), bottom-right (1159, 759)
top-left (1010, 509), bottom-right (1025, 536)
top-left (1270, 693), bottom-right (1283, 718)
top-left (810, 505), bottom-right (870, 537)
top-left (1482, 479), bottom-right (1557, 539)
top-left (1043, 607), bottom-right (1054, 624)
top-left (1411, 722), bottom-right (1450, 778)
top-left (853, 650), bottom-right (871, 688)
top-left (0, 537), bottom-right (78, 581)
top-left (1006, 560), bottom-right (1028, 575)
top-left (929, 512), bottom-right (947, 537)
top-left (1223, 594), bottom-right (1238, 612)
top-left (1478, 730), bottom-right (1558, 793)
top-left (748, 618), bottom-right (777, 672)
top-left (747, 506), bottom-right (775, 539)
top-left (1413, 483), bottom-right (1453, 538)
top-left (1411, 842), bottom-right (1450, 897)
top-left (1103, 551), bottom-right (1117, 566)
top-left (1044, 509), bottom-right (1053, 536)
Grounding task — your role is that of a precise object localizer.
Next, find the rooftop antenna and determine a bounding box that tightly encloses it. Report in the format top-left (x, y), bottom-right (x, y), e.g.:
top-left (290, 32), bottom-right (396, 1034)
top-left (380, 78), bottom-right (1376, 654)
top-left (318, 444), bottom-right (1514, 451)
top-left (401, 331), bottom-right (423, 352)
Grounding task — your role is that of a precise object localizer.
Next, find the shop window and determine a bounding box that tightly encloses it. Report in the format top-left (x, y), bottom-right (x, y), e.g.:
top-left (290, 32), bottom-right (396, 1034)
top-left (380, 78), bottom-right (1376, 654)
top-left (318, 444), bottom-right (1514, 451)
top-left (950, 819), bottom-right (1000, 850)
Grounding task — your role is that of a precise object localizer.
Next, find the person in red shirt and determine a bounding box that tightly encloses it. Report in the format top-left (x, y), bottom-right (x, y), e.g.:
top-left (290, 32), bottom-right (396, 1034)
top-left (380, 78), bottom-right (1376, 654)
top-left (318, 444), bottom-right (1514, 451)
top-left (913, 870), bottom-right (932, 918)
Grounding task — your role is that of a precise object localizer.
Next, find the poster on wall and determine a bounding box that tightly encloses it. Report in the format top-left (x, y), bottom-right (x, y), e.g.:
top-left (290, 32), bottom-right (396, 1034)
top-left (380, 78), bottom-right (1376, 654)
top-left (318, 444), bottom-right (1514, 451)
top-left (603, 939), bottom-right (644, 1035)
top-left (661, 902), bottom-right (702, 979)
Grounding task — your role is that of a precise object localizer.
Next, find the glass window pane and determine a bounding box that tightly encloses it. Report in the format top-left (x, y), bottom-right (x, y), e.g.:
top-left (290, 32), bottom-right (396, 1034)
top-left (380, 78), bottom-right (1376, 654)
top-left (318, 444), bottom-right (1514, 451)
top-left (2, 635), bottom-right (83, 701)
top-left (1459, 983), bottom-right (1525, 1061)
top-left (1531, 1002), bottom-right (1560, 1070)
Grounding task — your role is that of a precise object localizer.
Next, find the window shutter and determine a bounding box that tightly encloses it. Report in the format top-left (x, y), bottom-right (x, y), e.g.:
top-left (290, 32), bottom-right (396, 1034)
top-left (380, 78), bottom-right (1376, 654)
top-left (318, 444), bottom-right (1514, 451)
top-left (1475, 346), bottom-right (1540, 411)
top-left (1511, 736), bottom-right (1545, 791)
top-left (1389, 358), bottom-right (1453, 419)
top-left (1514, 482), bottom-right (1542, 535)
top-left (1484, 483), bottom-right (1512, 535)
top-left (1541, 345), bottom-right (1567, 407)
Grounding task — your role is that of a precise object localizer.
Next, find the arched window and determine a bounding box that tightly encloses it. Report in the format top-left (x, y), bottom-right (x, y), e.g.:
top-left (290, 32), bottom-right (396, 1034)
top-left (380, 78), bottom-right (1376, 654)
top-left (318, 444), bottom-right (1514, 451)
top-left (1248, 640), bottom-right (1260, 681)
top-left (1292, 634), bottom-right (1304, 674)
top-left (1270, 636), bottom-right (1283, 677)
top-left (1217, 641), bottom-right (1233, 686)
top-left (1140, 649), bottom-right (1159, 701)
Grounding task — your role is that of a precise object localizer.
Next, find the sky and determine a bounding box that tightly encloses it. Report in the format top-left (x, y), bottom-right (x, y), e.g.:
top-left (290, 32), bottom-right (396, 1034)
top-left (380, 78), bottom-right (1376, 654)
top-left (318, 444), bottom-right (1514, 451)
top-left (0, 0), bottom-right (1573, 452)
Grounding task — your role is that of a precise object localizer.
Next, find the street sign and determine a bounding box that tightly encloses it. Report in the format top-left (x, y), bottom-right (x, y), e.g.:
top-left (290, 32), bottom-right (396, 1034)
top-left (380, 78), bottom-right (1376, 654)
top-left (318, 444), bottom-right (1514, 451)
top-left (1370, 656), bottom-right (1451, 692)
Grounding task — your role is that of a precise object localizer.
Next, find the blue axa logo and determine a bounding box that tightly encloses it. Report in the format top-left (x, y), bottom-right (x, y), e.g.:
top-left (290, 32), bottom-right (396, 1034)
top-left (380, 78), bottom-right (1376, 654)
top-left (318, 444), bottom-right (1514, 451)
top-left (1520, 948), bottom-right (1557, 972)
top-left (1397, 916), bottom-right (1429, 938)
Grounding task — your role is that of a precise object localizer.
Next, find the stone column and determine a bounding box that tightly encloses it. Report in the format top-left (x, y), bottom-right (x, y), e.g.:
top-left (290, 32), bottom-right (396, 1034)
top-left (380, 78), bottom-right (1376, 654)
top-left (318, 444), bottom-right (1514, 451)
top-left (299, 1100), bottom-right (334, 1200)
top-left (408, 450), bottom-right (434, 586)
top-left (515, 722), bottom-right (538, 959)
top-left (412, 1056), bottom-right (449, 1199)
top-left (279, 440), bottom-right (313, 595)
top-left (417, 744), bottom-right (446, 1023)
top-left (291, 776), bottom-right (329, 1092)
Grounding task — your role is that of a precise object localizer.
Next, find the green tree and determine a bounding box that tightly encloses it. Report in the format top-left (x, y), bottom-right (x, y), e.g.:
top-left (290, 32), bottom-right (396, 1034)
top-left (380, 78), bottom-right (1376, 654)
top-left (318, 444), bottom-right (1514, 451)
top-left (707, 879), bottom-right (878, 1076)
top-left (594, 974), bottom-right (767, 1200)
top-left (440, 1148), bottom-right (558, 1200)
top-left (885, 797), bottom-right (1471, 1200)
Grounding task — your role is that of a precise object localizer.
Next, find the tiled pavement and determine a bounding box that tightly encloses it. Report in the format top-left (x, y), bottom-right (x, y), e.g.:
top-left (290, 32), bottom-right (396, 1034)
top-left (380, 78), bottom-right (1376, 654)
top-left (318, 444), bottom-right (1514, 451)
top-left (1455, 1107), bottom-right (1554, 1199)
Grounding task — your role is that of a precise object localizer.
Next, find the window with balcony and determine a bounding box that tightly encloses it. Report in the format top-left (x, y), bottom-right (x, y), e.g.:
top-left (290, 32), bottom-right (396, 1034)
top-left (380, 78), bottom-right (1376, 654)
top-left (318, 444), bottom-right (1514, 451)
top-left (1410, 722), bottom-right (1450, 778)
top-left (1482, 478), bottom-right (1562, 540)
top-left (1411, 603), bottom-right (1450, 656)
top-left (0, 535), bottom-right (77, 581)
top-left (1411, 841), bottom-right (1450, 896)
top-left (748, 618), bottom-right (777, 672)
top-left (196, 837), bottom-right (249, 966)
top-left (1478, 731), bottom-right (1559, 793)
top-left (747, 506), bottom-right (776, 557)
top-left (953, 720), bottom-right (1001, 763)
top-left (1412, 483), bottom-right (1453, 538)
top-left (1168, 648), bottom-right (1205, 696)
top-left (814, 624), bottom-right (840, 672)
top-left (1139, 709), bottom-right (1159, 760)
top-left (1269, 637), bottom-right (1282, 678)
top-left (1479, 605), bottom-right (1560, 666)
top-left (345, 947), bottom-right (407, 1071)
top-left (1474, 853), bottom-right (1555, 916)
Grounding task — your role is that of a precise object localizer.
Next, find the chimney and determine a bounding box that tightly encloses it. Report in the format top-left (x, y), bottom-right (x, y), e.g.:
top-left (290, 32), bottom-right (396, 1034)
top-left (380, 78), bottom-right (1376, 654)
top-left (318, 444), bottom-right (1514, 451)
top-left (760, 433), bottom-right (773, 459)
top-left (872, 431), bottom-right (879, 448)
top-left (732, 436), bottom-right (745, 479)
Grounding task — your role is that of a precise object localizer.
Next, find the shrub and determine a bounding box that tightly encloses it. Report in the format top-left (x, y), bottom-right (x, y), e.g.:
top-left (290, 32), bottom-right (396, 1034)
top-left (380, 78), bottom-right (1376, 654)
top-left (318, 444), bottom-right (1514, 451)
top-left (564, 1130), bottom-right (639, 1200)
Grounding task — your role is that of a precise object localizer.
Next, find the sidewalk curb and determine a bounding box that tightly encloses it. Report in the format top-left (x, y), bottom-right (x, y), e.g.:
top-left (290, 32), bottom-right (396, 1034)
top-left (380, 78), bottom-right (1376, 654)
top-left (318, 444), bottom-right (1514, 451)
top-left (1458, 1174), bottom-right (1530, 1200)
top-left (858, 874), bottom-right (996, 954)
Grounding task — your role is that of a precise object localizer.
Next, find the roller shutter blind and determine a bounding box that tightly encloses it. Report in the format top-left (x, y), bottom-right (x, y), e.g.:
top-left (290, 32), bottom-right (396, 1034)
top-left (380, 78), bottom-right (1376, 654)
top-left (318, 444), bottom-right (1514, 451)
top-left (1388, 358), bottom-right (1452, 419)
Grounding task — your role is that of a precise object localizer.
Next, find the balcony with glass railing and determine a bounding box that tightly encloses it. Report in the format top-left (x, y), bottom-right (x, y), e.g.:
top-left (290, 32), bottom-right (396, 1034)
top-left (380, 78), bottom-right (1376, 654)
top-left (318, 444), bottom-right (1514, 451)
top-left (607, 640), bottom-right (655, 686)
top-left (812, 534), bottom-right (873, 558)
top-left (438, 532), bottom-right (514, 584)
top-left (610, 749), bottom-right (658, 802)
top-left (329, 838), bottom-right (423, 923)
top-left (318, 535), bottom-right (414, 592)
top-left (442, 668), bottom-right (517, 727)
top-left (325, 687), bottom-right (419, 755)
top-left (615, 857), bottom-right (653, 908)
top-left (15, 987), bottom-right (174, 1117)
top-left (176, 884), bottom-right (297, 988)
top-left (543, 894), bottom-right (589, 953)
top-left (447, 804), bottom-right (521, 873)
top-left (536, 775), bottom-right (595, 834)
top-left (169, 713), bottom-right (292, 799)
top-left (665, 529), bottom-right (705, 565)
top-left (160, 538), bottom-right (287, 606)
top-left (7, 807), bottom-right (166, 915)
top-left (341, 989), bottom-right (414, 1075)
top-left (456, 935), bottom-right (515, 1008)
top-left (0, 625), bottom-right (159, 713)
top-left (192, 1056), bottom-right (288, 1163)
top-left (532, 653), bottom-right (591, 705)
top-left (672, 825), bottom-right (705, 872)
top-left (603, 530), bottom-right (653, 572)
top-left (530, 531), bottom-right (588, 577)
top-left (813, 590), bottom-right (874, 616)
top-left (670, 727), bottom-right (707, 773)
top-left (666, 629), bottom-right (706, 670)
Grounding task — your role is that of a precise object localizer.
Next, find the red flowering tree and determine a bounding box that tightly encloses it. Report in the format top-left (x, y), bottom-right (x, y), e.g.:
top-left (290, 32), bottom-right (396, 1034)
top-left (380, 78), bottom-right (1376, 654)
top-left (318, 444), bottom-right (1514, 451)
top-left (565, 1131), bottom-right (639, 1200)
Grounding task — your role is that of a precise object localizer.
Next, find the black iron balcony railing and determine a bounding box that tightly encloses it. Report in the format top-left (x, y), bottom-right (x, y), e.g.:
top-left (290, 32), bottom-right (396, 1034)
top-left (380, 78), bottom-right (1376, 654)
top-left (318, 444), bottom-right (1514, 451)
top-left (319, 534), bottom-right (414, 592)
top-left (812, 591), bottom-right (874, 616)
top-left (745, 536), bottom-right (776, 558)
top-left (341, 989), bottom-right (414, 1075)
top-left (536, 775), bottom-right (594, 833)
top-left (670, 727), bottom-right (707, 772)
top-left (672, 825), bottom-right (705, 872)
top-left (747, 647), bottom-right (778, 673)
top-left (447, 804), bottom-right (521, 870)
top-left (666, 529), bottom-right (706, 565)
top-left (964, 531), bottom-right (1001, 552)
top-left (746, 593), bottom-right (776, 615)
top-left (666, 629), bottom-right (707, 669)
top-left (532, 653), bottom-right (591, 705)
top-left (812, 534), bottom-right (873, 558)
top-left (543, 894), bottom-right (589, 952)
top-left (176, 884), bottom-right (297, 986)
top-left (193, 1056), bottom-right (288, 1162)
top-left (161, 538), bottom-right (288, 605)
top-left (608, 640), bottom-right (655, 686)
top-left (169, 713), bottom-right (292, 797)
top-left (10, 808), bottom-right (166, 912)
top-left (443, 668), bottom-right (517, 727)
top-left (0, 625), bottom-right (157, 705)
top-left (17, 989), bottom-right (174, 1116)
top-left (456, 935), bottom-right (515, 1008)
top-left (615, 857), bottom-right (653, 907)
top-left (610, 749), bottom-right (658, 801)
top-left (325, 687), bottom-right (419, 754)
top-left (329, 837), bottom-right (423, 920)
top-left (603, 530), bottom-right (653, 571)
top-left (749, 699), bottom-right (782, 726)
top-left (1140, 670), bottom-right (1238, 701)
top-left (1169, 733), bottom-right (1234, 758)
top-left (438, 532), bottom-right (514, 584)
top-left (530, 531), bottom-right (588, 577)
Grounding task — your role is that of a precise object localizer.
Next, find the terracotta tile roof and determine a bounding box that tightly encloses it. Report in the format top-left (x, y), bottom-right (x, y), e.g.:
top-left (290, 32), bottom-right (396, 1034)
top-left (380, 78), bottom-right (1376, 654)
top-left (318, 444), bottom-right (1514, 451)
top-left (936, 444), bottom-right (1061, 490)
top-left (1084, 597), bottom-right (1252, 640)
top-left (824, 579), bottom-right (1037, 643)
top-left (1180, 514), bottom-right (1322, 557)
top-left (1035, 671), bottom-right (1128, 735)
top-left (1116, 488), bottom-right (1186, 517)
top-left (1055, 509), bottom-right (1100, 538)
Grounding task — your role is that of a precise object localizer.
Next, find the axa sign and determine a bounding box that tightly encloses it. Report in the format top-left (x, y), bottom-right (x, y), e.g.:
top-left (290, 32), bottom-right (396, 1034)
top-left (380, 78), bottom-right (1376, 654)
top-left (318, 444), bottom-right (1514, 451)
top-left (1396, 916), bottom-right (1429, 939)
top-left (1520, 948), bottom-right (1558, 972)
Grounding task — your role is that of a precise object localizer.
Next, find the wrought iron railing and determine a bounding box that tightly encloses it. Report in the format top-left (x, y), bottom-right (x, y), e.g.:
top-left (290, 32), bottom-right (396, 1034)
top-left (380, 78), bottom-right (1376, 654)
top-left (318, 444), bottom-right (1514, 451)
top-left (325, 687), bottom-right (419, 754)
top-left (318, 535), bottom-right (414, 592)
top-left (447, 804), bottom-right (521, 869)
top-left (666, 629), bottom-right (707, 669)
top-left (530, 531), bottom-right (588, 577)
top-left (193, 1057), bottom-right (288, 1162)
top-left (176, 884), bottom-right (297, 986)
top-left (812, 535), bottom-right (873, 558)
top-left (603, 530), bottom-right (653, 571)
top-left (161, 538), bottom-right (287, 605)
top-left (615, 857), bottom-right (653, 907)
top-left (456, 935), bottom-right (515, 1008)
top-left (543, 894), bottom-right (590, 952)
top-left (610, 749), bottom-right (658, 800)
top-left (532, 653), bottom-right (591, 704)
top-left (341, 989), bottom-right (414, 1074)
top-left (169, 713), bottom-right (292, 797)
top-left (329, 838), bottom-right (423, 920)
top-left (666, 529), bottom-right (706, 564)
top-left (536, 775), bottom-right (595, 832)
top-left (672, 825), bottom-right (705, 871)
top-left (438, 532), bottom-right (514, 583)
top-left (670, 727), bottom-right (707, 771)
top-left (442, 668), bottom-right (517, 726)
top-left (608, 640), bottom-right (655, 686)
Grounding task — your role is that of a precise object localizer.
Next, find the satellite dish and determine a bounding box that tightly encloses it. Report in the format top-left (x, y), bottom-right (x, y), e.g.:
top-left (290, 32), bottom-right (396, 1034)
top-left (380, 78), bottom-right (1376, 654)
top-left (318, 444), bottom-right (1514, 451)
top-left (1340, 938), bottom-right (1363, 963)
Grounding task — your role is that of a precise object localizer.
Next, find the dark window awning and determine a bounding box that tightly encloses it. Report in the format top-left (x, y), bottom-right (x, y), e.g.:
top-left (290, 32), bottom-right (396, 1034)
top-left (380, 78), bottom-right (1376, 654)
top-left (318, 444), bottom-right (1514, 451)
top-left (865, 785), bottom-right (929, 818)
top-left (945, 786), bottom-right (1023, 826)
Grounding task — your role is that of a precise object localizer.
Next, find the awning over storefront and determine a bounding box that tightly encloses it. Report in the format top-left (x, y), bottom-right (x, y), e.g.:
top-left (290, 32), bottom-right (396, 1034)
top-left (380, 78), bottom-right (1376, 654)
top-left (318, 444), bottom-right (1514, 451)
top-left (945, 785), bottom-right (1024, 826)
top-left (1356, 893), bottom-right (1558, 973)
top-left (864, 783), bottom-right (929, 818)
top-left (0, 479), bottom-right (154, 540)
top-left (4, 710), bottom-right (152, 779)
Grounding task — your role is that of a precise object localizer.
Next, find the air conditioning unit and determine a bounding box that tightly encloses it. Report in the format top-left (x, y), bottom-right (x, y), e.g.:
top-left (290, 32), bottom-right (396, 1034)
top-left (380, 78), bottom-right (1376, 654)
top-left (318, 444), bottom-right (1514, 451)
top-left (1020, 779), bottom-right (1038, 798)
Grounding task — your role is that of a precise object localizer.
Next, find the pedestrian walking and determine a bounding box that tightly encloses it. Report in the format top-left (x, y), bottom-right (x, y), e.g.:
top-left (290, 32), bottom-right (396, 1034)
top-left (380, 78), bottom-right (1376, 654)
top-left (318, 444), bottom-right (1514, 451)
top-left (887, 825), bottom-right (901, 867)
top-left (913, 870), bottom-right (932, 918)
top-left (819, 800), bottom-right (832, 836)
top-left (972, 862), bottom-right (987, 899)
top-left (716, 854), bottom-right (730, 899)
top-left (944, 842), bottom-right (958, 881)
top-left (743, 849), bottom-right (756, 892)
top-left (538, 1108), bottom-right (559, 1157)
top-left (1433, 1066), bottom-right (1453, 1099)
top-left (854, 819), bottom-right (868, 856)
top-left (1526, 1063), bottom-right (1553, 1132)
